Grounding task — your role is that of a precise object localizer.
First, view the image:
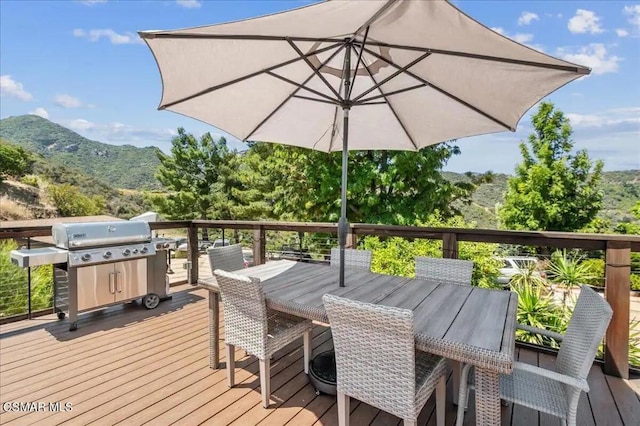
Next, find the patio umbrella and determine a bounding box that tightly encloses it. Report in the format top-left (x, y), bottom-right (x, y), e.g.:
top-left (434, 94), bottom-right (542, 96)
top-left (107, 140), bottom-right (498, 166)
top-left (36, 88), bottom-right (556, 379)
top-left (139, 0), bottom-right (589, 287)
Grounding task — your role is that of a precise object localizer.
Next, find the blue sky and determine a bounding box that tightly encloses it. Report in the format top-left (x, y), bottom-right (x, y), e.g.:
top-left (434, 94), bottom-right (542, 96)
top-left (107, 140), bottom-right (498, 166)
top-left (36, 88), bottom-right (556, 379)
top-left (1, 0), bottom-right (638, 173)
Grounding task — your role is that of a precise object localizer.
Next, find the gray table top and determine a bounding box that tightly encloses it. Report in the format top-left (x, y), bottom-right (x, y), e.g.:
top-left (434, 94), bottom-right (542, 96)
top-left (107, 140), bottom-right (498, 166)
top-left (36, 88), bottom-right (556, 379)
top-left (200, 260), bottom-right (517, 373)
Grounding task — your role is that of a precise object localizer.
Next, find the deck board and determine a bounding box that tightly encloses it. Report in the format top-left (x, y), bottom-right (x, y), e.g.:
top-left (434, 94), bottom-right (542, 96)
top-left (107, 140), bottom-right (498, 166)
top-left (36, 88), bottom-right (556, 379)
top-left (1, 284), bottom-right (637, 426)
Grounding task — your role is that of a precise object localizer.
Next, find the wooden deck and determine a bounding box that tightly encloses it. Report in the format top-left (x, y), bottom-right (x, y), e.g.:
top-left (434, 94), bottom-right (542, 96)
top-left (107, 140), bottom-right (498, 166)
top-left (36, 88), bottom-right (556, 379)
top-left (0, 285), bottom-right (638, 426)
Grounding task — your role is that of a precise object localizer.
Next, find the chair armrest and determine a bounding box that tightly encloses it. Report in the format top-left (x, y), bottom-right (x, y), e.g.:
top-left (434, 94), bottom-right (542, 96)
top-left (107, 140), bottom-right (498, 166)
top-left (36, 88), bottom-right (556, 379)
top-left (513, 362), bottom-right (589, 392)
top-left (517, 324), bottom-right (563, 342)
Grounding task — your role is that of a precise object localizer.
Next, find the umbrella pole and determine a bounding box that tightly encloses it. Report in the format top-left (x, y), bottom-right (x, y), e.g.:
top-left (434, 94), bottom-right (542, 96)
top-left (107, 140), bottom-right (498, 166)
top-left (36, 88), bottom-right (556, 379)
top-left (338, 43), bottom-right (352, 288)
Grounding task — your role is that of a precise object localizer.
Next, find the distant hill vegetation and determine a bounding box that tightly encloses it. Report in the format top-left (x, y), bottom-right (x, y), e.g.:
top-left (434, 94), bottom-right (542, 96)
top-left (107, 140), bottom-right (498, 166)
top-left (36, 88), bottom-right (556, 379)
top-left (0, 115), bottom-right (162, 190)
top-left (447, 171), bottom-right (640, 229)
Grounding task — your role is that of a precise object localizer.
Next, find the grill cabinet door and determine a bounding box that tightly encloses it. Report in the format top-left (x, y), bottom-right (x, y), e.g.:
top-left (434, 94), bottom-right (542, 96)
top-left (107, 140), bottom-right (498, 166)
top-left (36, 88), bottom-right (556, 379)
top-left (77, 264), bottom-right (115, 311)
top-left (115, 259), bottom-right (147, 302)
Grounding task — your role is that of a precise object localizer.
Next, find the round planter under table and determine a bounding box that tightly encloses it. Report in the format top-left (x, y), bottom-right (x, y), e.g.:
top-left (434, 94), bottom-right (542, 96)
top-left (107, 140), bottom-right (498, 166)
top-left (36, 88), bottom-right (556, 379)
top-left (308, 350), bottom-right (337, 395)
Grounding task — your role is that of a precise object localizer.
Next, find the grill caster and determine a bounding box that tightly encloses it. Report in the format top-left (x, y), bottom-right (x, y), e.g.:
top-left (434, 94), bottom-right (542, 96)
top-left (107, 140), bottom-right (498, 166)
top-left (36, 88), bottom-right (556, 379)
top-left (57, 311), bottom-right (66, 320)
top-left (69, 323), bottom-right (77, 332)
top-left (143, 293), bottom-right (160, 309)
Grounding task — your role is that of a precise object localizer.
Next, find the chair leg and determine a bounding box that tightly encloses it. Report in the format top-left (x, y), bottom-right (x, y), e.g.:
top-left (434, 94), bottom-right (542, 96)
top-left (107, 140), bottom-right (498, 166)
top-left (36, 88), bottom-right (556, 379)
top-left (260, 358), bottom-right (271, 408)
top-left (303, 330), bottom-right (311, 375)
top-left (337, 391), bottom-right (349, 426)
top-left (226, 344), bottom-right (235, 387)
top-left (403, 421), bottom-right (417, 426)
top-left (451, 360), bottom-right (460, 405)
top-left (436, 375), bottom-right (446, 426)
top-left (456, 363), bottom-right (473, 426)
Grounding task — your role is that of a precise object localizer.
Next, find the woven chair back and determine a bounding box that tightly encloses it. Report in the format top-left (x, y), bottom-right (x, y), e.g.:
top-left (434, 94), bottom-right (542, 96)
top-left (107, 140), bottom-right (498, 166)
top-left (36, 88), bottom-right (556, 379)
top-left (323, 294), bottom-right (416, 419)
top-left (214, 269), bottom-right (268, 358)
top-left (415, 257), bottom-right (474, 285)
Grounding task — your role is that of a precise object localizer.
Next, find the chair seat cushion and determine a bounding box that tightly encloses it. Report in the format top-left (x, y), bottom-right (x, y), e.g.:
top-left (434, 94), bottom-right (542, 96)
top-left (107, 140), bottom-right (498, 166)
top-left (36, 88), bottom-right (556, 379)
top-left (414, 351), bottom-right (447, 409)
top-left (499, 366), bottom-right (568, 419)
top-left (265, 309), bottom-right (312, 358)
top-left (467, 365), bottom-right (568, 419)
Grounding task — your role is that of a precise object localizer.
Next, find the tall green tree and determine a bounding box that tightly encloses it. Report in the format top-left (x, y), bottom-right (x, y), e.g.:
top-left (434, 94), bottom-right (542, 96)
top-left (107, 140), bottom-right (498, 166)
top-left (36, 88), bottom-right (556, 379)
top-left (499, 102), bottom-right (603, 231)
top-left (151, 128), bottom-right (238, 221)
top-left (244, 142), bottom-right (486, 225)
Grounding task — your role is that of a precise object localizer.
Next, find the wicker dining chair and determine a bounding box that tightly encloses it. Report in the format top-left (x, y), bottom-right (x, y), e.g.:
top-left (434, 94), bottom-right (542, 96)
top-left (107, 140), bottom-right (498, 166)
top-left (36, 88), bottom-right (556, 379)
top-left (207, 243), bottom-right (246, 272)
top-left (330, 248), bottom-right (372, 271)
top-left (415, 256), bottom-right (474, 286)
top-left (323, 294), bottom-right (447, 426)
top-left (456, 285), bottom-right (613, 426)
top-left (214, 269), bottom-right (313, 408)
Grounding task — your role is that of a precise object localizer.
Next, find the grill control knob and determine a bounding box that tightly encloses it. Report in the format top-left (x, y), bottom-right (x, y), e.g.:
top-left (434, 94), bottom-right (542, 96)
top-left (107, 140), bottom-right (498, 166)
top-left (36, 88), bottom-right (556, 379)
top-left (103, 251), bottom-right (112, 259)
top-left (132, 248), bottom-right (139, 254)
top-left (122, 248), bottom-right (131, 256)
top-left (140, 246), bottom-right (148, 254)
top-left (81, 253), bottom-right (92, 261)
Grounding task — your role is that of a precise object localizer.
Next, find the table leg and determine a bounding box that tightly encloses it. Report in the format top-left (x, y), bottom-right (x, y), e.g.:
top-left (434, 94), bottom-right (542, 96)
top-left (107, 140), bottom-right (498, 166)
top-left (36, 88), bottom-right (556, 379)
top-left (474, 368), bottom-right (500, 425)
top-left (209, 292), bottom-right (220, 369)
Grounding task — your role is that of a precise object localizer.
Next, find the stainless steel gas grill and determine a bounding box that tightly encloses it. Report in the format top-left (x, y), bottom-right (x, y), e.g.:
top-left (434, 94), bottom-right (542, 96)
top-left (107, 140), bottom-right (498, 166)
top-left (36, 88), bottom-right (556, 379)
top-left (10, 221), bottom-right (172, 331)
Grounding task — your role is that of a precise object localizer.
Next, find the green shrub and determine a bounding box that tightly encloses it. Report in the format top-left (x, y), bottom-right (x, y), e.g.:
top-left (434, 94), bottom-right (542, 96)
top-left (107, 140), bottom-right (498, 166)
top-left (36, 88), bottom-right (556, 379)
top-left (512, 281), bottom-right (567, 348)
top-left (20, 174), bottom-right (39, 187)
top-left (580, 258), bottom-right (605, 287)
top-left (0, 239), bottom-right (53, 317)
top-left (631, 274), bottom-right (640, 291)
top-left (47, 183), bottom-right (102, 217)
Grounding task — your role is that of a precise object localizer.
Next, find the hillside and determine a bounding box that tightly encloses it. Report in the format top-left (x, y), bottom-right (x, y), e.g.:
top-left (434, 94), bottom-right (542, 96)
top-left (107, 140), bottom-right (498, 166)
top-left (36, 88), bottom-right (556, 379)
top-left (0, 115), bottom-right (161, 190)
top-left (450, 170), bottom-right (640, 229)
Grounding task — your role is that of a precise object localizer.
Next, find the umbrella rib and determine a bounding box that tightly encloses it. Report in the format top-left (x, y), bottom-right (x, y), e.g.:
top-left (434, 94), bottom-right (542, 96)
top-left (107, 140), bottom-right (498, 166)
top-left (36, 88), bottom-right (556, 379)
top-left (292, 95), bottom-right (340, 105)
top-left (287, 38), bottom-right (344, 102)
top-left (347, 26), bottom-right (370, 101)
top-left (244, 44), bottom-right (347, 141)
top-left (351, 52), bottom-right (431, 103)
top-left (363, 41), bottom-right (590, 74)
top-left (360, 60), bottom-right (419, 151)
top-left (266, 71), bottom-right (340, 104)
top-left (159, 41), bottom-right (342, 110)
top-left (355, 83), bottom-right (427, 104)
top-left (351, 0), bottom-right (399, 41)
top-left (362, 46), bottom-right (514, 131)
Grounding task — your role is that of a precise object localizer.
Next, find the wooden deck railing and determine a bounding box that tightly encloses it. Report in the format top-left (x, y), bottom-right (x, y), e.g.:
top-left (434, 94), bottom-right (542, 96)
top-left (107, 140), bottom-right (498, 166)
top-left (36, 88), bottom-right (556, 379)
top-left (2, 219), bottom-right (639, 379)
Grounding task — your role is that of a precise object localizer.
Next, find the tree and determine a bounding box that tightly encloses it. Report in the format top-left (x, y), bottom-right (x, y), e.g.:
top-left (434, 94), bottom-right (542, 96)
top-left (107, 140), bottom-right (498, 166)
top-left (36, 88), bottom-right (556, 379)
top-left (0, 141), bottom-right (33, 181)
top-left (151, 128), bottom-right (239, 223)
top-left (47, 183), bottom-right (103, 217)
top-left (499, 102), bottom-right (603, 231)
top-left (244, 141), bottom-right (487, 225)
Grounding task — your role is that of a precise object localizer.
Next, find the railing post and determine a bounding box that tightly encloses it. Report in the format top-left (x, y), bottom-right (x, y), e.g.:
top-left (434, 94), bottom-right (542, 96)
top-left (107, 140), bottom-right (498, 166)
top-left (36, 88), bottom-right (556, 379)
top-left (27, 237), bottom-right (32, 319)
top-left (253, 225), bottom-right (266, 265)
top-left (604, 240), bottom-right (630, 378)
top-left (187, 225), bottom-right (199, 285)
top-left (346, 225), bottom-right (357, 249)
top-left (442, 233), bottom-right (458, 259)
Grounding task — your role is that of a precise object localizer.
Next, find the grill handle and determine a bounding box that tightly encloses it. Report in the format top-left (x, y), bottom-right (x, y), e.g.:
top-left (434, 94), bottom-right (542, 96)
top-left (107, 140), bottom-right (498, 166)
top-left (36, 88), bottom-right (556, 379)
top-left (116, 271), bottom-right (122, 293)
top-left (109, 272), bottom-right (115, 294)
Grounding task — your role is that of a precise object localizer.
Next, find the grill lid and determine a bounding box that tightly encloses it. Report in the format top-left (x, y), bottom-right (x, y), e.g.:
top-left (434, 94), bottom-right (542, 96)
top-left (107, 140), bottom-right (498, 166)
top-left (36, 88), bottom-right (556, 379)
top-left (52, 221), bottom-right (151, 249)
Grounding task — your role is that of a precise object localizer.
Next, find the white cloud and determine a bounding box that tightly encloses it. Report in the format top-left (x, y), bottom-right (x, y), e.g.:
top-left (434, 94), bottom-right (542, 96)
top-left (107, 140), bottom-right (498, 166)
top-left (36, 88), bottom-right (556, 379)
top-left (77, 0), bottom-right (107, 5)
top-left (616, 28), bottom-right (630, 37)
top-left (63, 118), bottom-right (177, 149)
top-left (29, 107), bottom-right (49, 119)
top-left (518, 12), bottom-right (539, 26)
top-left (73, 28), bottom-right (143, 45)
top-left (568, 10), bottom-right (604, 34)
top-left (558, 44), bottom-right (621, 75)
top-left (54, 94), bottom-right (84, 108)
top-left (567, 107), bottom-right (640, 128)
top-left (624, 5), bottom-right (640, 29)
top-left (0, 75), bottom-right (33, 101)
top-left (176, 0), bottom-right (201, 8)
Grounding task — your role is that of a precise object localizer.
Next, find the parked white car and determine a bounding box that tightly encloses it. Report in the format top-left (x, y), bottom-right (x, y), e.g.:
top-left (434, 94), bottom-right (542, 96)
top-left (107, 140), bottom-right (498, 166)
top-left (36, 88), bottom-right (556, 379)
top-left (497, 256), bottom-right (545, 285)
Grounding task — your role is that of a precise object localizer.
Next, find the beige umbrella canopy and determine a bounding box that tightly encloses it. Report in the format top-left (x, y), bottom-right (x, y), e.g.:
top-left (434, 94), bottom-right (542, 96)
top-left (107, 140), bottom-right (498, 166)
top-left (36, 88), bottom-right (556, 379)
top-left (140, 0), bottom-right (589, 286)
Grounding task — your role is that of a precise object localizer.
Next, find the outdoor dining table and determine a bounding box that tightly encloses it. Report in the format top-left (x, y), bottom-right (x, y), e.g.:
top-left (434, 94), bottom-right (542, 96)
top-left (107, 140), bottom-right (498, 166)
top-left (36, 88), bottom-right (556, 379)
top-left (198, 259), bottom-right (517, 425)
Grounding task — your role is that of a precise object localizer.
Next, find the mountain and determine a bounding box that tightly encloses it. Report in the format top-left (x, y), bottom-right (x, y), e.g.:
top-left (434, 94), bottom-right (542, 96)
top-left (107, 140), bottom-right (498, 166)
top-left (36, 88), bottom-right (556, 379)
top-left (0, 115), bottom-right (162, 190)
